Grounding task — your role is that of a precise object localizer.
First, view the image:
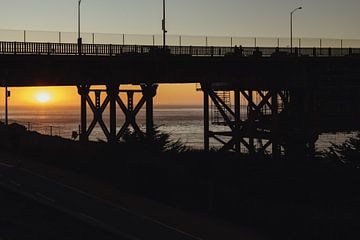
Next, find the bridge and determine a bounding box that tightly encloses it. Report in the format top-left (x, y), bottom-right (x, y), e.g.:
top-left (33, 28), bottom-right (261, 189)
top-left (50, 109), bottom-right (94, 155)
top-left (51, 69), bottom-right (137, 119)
top-left (1, 33), bottom-right (360, 157)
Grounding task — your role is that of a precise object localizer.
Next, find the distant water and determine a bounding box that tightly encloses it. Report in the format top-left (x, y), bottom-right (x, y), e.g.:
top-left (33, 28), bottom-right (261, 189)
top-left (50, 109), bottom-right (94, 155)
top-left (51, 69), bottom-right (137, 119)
top-left (6, 105), bottom-right (356, 152)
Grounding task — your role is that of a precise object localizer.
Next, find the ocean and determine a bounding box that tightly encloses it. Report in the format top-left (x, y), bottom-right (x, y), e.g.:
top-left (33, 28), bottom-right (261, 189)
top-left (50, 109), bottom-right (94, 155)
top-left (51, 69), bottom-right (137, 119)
top-left (6, 105), bottom-right (356, 152)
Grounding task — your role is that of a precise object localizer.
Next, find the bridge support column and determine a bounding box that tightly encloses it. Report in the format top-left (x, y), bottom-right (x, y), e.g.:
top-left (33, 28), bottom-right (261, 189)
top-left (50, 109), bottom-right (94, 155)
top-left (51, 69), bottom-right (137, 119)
top-left (77, 84), bottom-right (90, 142)
top-left (107, 84), bottom-right (120, 143)
top-left (141, 84), bottom-right (158, 138)
top-left (234, 89), bottom-right (241, 153)
top-left (271, 90), bottom-right (281, 158)
top-left (284, 89), bottom-right (319, 159)
top-left (202, 84), bottom-right (210, 152)
top-left (201, 84), bottom-right (290, 157)
top-left (247, 90), bottom-right (255, 155)
top-left (77, 85), bottom-right (153, 143)
top-left (201, 83), bottom-right (238, 152)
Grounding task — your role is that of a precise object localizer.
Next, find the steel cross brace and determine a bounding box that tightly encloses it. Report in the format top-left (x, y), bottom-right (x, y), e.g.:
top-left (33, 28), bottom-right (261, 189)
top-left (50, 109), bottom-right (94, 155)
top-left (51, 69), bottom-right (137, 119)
top-left (85, 90), bottom-right (111, 140)
top-left (116, 91), bottom-right (146, 140)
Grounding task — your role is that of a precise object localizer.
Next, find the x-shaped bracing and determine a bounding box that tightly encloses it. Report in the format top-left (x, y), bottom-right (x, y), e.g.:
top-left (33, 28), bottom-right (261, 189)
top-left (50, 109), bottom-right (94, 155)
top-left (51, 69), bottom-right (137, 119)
top-left (80, 87), bottom-right (150, 142)
top-left (85, 91), bottom-right (111, 140)
top-left (205, 88), bottom-right (289, 154)
top-left (116, 91), bottom-right (146, 140)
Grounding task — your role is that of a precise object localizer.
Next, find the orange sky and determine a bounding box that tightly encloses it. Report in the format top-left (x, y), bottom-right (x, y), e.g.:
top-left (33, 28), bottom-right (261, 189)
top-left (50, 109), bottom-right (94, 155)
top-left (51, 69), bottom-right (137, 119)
top-left (0, 84), bottom-right (203, 108)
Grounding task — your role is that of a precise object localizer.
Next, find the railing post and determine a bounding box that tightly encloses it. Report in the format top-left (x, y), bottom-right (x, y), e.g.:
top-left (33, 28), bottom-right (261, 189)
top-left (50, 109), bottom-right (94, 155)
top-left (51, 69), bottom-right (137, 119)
top-left (340, 39), bottom-right (343, 55)
top-left (13, 42), bottom-right (16, 55)
top-left (328, 47), bottom-right (332, 56)
top-left (349, 48), bottom-right (352, 55)
top-left (109, 44), bottom-right (113, 56)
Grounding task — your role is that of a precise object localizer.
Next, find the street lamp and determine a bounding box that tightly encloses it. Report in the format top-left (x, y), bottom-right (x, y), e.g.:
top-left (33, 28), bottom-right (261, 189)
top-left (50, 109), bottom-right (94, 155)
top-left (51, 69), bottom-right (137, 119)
top-left (78, 0), bottom-right (82, 55)
top-left (290, 6), bottom-right (302, 53)
top-left (162, 0), bottom-right (167, 49)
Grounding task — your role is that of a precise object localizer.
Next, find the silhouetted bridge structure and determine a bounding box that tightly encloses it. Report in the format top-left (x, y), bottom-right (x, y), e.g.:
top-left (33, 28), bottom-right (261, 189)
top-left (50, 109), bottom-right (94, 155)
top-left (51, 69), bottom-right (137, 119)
top-left (1, 40), bottom-right (360, 156)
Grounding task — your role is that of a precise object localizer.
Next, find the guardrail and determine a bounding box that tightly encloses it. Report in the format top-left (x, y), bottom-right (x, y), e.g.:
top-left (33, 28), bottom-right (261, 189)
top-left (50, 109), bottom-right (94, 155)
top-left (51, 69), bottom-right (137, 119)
top-left (0, 41), bottom-right (359, 57)
top-left (1, 29), bottom-right (360, 48)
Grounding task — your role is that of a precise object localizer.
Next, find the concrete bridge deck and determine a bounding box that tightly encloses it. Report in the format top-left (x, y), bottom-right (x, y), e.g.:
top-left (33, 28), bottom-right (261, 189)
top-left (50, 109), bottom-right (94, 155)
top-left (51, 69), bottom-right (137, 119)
top-left (0, 43), bottom-right (359, 88)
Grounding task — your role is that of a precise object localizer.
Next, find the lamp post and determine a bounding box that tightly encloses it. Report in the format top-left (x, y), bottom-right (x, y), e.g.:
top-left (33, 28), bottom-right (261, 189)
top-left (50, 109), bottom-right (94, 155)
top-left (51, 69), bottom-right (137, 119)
top-left (77, 0), bottom-right (82, 55)
top-left (162, 0), bottom-right (167, 49)
top-left (290, 6), bottom-right (302, 53)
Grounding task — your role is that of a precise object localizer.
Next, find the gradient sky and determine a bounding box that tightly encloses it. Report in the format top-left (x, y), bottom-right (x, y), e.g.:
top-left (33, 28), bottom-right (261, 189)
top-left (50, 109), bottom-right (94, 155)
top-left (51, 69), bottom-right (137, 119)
top-left (0, 0), bottom-right (360, 107)
top-left (0, 0), bottom-right (359, 38)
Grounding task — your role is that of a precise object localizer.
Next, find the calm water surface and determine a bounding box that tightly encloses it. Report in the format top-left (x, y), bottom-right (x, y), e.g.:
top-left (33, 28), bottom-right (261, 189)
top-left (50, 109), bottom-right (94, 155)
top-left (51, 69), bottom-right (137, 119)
top-left (6, 106), bottom-right (356, 152)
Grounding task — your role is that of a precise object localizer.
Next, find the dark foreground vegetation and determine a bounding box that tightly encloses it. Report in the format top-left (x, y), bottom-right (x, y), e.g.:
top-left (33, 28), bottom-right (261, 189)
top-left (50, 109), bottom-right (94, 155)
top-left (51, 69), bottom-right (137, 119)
top-left (1, 123), bottom-right (360, 239)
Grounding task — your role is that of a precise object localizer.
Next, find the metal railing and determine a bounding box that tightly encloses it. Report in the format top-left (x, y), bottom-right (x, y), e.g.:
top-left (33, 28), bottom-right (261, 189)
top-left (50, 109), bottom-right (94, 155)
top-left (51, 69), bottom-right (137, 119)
top-left (0, 29), bottom-right (360, 57)
top-left (7, 120), bottom-right (66, 138)
top-left (0, 41), bottom-right (359, 57)
top-left (1, 29), bottom-right (360, 48)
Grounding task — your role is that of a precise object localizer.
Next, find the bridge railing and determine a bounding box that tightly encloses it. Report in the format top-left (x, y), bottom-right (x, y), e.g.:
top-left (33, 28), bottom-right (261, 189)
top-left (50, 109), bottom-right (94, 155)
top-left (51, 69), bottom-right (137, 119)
top-left (1, 29), bottom-right (360, 48)
top-left (0, 41), bottom-right (359, 57)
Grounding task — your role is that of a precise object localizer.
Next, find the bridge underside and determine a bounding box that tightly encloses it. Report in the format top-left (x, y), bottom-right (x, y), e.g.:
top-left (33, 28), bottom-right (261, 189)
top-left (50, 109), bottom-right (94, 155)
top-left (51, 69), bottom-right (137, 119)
top-left (1, 54), bottom-right (359, 87)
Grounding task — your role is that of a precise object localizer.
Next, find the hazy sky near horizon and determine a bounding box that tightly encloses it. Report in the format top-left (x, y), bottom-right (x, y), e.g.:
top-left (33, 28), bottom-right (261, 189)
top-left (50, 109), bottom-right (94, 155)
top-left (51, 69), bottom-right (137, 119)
top-left (0, 0), bottom-right (359, 39)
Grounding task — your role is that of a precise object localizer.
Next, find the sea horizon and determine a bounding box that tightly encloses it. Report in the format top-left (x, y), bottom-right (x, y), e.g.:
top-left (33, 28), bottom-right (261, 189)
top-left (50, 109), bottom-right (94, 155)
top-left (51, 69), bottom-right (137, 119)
top-left (1, 104), bottom-right (356, 152)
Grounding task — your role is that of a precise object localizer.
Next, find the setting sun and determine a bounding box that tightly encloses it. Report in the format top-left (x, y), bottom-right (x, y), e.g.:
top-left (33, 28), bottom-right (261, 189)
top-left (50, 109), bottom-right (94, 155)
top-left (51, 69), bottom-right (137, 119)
top-left (35, 92), bottom-right (51, 103)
